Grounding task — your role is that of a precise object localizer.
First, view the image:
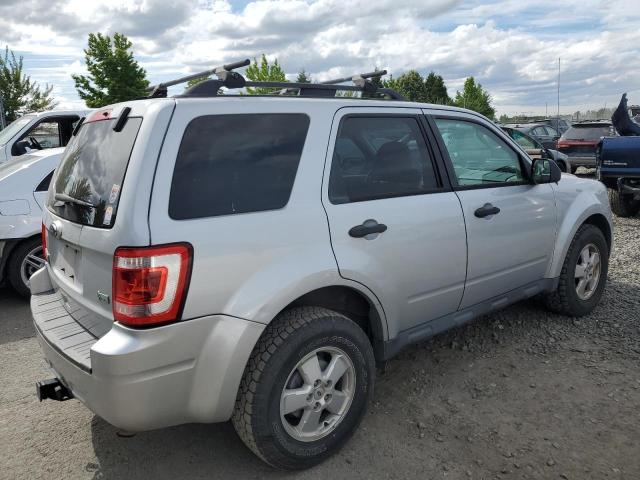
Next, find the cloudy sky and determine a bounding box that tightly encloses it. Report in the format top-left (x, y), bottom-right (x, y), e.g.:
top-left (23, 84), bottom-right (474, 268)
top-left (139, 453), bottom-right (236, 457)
top-left (1, 0), bottom-right (639, 116)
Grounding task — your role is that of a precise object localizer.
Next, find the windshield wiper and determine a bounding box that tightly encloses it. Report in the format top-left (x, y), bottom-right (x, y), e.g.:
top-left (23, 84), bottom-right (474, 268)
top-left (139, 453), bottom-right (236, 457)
top-left (54, 192), bottom-right (97, 209)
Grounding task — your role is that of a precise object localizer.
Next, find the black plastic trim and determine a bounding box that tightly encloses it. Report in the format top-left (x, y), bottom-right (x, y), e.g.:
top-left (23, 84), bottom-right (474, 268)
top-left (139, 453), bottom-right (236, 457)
top-left (382, 277), bottom-right (559, 360)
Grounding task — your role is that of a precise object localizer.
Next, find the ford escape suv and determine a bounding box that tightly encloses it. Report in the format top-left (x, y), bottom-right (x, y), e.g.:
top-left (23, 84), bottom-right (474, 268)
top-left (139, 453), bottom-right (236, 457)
top-left (31, 64), bottom-right (613, 470)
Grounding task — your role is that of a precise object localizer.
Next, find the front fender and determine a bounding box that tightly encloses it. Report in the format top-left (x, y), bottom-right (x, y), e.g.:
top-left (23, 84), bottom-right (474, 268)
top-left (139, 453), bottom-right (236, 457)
top-left (547, 177), bottom-right (612, 278)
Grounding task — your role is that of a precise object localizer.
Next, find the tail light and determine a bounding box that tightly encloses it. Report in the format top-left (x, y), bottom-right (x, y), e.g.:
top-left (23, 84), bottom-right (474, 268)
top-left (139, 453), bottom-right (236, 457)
top-left (112, 243), bottom-right (193, 327)
top-left (41, 222), bottom-right (48, 261)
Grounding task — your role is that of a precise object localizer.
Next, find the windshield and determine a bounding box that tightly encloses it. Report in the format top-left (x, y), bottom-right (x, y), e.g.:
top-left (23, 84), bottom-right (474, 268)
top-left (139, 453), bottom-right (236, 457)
top-left (0, 115), bottom-right (35, 146)
top-left (47, 117), bottom-right (142, 228)
top-left (562, 126), bottom-right (612, 141)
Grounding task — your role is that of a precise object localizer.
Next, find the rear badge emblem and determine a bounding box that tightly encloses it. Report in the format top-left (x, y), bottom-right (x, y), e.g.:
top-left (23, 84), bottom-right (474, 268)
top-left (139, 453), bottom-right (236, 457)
top-left (97, 291), bottom-right (110, 305)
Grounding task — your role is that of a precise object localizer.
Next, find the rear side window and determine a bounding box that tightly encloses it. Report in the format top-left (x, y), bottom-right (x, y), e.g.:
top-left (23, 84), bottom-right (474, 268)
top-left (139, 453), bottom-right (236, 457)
top-left (48, 117), bottom-right (142, 228)
top-left (169, 114), bottom-right (309, 220)
top-left (562, 126), bottom-right (613, 140)
top-left (35, 171), bottom-right (54, 192)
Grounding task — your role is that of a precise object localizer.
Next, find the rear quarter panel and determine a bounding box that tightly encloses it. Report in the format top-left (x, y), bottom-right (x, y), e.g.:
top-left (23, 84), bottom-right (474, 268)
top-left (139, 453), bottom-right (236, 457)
top-left (148, 99), bottom-right (386, 329)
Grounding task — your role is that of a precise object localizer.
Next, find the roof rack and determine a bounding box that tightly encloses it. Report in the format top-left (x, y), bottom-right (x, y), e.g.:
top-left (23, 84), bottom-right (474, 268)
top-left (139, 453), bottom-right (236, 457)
top-left (146, 59), bottom-right (405, 101)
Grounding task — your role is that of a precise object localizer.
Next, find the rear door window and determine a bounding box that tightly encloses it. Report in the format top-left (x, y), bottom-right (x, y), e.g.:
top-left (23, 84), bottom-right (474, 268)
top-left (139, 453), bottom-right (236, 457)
top-left (169, 114), bottom-right (309, 220)
top-left (47, 117), bottom-right (142, 228)
top-left (328, 116), bottom-right (439, 204)
top-left (562, 126), bottom-right (613, 140)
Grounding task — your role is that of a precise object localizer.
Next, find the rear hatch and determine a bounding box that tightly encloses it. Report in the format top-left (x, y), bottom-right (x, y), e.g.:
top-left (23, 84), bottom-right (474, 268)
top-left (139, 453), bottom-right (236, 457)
top-left (557, 124), bottom-right (614, 157)
top-left (38, 101), bottom-right (175, 364)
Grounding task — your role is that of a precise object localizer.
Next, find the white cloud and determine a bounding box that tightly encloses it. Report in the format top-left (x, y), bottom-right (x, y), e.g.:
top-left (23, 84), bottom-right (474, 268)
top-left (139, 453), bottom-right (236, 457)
top-left (1, 0), bottom-right (639, 115)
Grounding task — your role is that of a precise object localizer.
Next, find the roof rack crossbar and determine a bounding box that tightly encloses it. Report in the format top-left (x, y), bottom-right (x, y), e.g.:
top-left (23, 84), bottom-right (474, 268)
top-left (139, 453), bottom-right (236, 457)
top-left (320, 69), bottom-right (387, 85)
top-left (148, 59), bottom-right (251, 98)
top-left (158, 60), bottom-right (405, 100)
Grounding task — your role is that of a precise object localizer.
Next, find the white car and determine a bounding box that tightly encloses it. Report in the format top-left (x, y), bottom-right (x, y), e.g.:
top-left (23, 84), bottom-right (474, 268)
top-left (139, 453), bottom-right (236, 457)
top-left (0, 110), bottom-right (89, 164)
top-left (0, 148), bottom-right (63, 296)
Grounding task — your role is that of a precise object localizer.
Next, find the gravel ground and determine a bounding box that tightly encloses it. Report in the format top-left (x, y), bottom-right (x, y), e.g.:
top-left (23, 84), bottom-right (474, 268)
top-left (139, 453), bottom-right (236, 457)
top-left (1, 214), bottom-right (639, 480)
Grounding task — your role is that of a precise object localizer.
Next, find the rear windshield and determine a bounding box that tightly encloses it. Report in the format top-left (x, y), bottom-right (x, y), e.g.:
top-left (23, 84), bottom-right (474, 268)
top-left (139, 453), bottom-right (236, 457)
top-left (169, 114), bottom-right (309, 220)
top-left (562, 125), bottom-right (612, 141)
top-left (47, 117), bottom-right (142, 228)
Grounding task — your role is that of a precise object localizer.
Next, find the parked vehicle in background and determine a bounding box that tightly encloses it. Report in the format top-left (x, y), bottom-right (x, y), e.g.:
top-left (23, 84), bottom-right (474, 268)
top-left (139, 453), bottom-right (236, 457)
top-left (0, 110), bottom-right (88, 164)
top-left (501, 126), bottom-right (571, 172)
top-left (31, 62), bottom-right (613, 470)
top-left (557, 121), bottom-right (616, 173)
top-left (0, 148), bottom-right (63, 296)
top-left (597, 94), bottom-right (640, 217)
top-left (542, 118), bottom-right (571, 135)
top-left (503, 122), bottom-right (560, 150)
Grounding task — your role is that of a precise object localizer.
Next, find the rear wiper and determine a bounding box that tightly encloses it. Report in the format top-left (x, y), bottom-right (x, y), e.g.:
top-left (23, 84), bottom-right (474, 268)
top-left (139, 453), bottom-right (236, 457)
top-left (54, 193), bottom-right (96, 209)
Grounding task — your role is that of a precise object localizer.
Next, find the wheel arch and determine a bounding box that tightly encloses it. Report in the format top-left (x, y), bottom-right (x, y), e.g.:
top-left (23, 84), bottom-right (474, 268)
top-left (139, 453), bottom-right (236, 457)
top-left (0, 233), bottom-right (40, 283)
top-left (548, 200), bottom-right (613, 279)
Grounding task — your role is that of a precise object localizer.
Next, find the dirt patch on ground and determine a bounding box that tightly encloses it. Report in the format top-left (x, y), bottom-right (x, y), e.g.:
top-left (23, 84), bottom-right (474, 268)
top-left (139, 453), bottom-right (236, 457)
top-left (1, 216), bottom-right (639, 480)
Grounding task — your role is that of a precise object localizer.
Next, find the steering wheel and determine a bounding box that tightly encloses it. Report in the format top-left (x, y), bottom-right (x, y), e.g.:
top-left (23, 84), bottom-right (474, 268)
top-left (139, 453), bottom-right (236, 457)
top-left (29, 136), bottom-right (43, 150)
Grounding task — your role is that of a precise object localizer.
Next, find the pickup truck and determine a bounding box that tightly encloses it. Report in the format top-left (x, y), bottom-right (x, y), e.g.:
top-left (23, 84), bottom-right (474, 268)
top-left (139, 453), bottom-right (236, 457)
top-left (597, 94), bottom-right (640, 217)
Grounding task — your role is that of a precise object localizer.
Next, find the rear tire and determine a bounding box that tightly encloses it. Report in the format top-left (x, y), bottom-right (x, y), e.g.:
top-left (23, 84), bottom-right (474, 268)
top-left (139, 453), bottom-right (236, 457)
top-left (608, 188), bottom-right (640, 217)
top-left (542, 224), bottom-right (608, 317)
top-left (7, 237), bottom-right (45, 298)
top-left (232, 306), bottom-right (375, 470)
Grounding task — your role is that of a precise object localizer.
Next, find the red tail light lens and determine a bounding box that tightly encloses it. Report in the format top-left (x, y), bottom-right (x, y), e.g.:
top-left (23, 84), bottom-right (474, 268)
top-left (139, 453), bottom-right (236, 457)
top-left (113, 243), bottom-right (192, 327)
top-left (41, 222), bottom-right (48, 261)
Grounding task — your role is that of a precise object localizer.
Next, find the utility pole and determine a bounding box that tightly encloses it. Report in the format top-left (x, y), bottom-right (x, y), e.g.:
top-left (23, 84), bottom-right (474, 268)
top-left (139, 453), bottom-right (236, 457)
top-left (557, 57), bottom-right (561, 121)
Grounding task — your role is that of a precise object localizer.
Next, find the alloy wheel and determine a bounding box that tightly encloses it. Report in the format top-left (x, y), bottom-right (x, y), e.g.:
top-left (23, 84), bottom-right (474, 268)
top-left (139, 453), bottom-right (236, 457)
top-left (20, 245), bottom-right (45, 290)
top-left (575, 243), bottom-right (601, 301)
top-left (280, 346), bottom-right (356, 442)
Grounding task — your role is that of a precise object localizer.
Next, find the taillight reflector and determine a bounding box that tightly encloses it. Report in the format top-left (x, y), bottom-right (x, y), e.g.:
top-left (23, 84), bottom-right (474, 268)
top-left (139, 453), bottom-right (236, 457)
top-left (113, 243), bottom-right (192, 327)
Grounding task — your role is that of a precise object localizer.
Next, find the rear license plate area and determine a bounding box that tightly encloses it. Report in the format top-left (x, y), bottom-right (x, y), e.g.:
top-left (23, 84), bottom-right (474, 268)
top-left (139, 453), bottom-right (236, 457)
top-left (52, 242), bottom-right (81, 284)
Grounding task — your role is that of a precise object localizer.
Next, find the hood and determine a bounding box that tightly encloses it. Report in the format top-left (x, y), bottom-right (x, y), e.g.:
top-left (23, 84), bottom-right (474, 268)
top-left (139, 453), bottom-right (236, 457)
top-left (0, 148), bottom-right (63, 200)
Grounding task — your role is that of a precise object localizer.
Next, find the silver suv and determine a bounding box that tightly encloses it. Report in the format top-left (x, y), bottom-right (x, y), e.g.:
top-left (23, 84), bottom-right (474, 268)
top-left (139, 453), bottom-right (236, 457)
top-left (31, 65), bottom-right (612, 470)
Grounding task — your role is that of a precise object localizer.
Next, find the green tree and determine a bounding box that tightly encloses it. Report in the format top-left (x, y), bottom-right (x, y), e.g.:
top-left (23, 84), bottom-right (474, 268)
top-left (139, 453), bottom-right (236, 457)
top-left (296, 69), bottom-right (311, 83)
top-left (72, 33), bottom-right (149, 108)
top-left (391, 70), bottom-right (427, 102)
top-left (0, 47), bottom-right (56, 123)
top-left (245, 54), bottom-right (287, 95)
top-left (423, 72), bottom-right (450, 105)
top-left (454, 77), bottom-right (495, 119)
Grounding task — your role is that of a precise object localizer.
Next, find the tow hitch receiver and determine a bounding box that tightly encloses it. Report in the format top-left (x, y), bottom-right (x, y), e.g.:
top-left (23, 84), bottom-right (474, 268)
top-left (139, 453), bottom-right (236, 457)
top-left (36, 378), bottom-right (73, 402)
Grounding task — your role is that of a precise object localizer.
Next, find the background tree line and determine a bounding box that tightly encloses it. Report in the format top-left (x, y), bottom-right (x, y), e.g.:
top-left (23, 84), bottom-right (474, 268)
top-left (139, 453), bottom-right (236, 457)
top-left (0, 32), bottom-right (497, 125)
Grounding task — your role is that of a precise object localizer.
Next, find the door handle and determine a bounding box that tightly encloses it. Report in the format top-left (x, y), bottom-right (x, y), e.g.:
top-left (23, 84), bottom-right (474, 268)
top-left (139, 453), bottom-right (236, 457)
top-left (474, 203), bottom-right (500, 218)
top-left (349, 220), bottom-right (388, 238)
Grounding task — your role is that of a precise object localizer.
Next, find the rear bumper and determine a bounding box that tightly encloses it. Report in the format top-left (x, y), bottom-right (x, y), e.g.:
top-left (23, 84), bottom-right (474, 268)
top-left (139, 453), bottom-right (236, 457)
top-left (564, 155), bottom-right (596, 167)
top-left (33, 292), bottom-right (264, 431)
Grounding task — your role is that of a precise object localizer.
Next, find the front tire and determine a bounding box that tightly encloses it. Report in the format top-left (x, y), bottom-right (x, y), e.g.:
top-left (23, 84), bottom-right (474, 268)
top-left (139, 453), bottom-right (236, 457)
top-left (556, 160), bottom-right (568, 173)
top-left (608, 188), bottom-right (640, 217)
top-left (7, 237), bottom-right (45, 297)
top-left (543, 224), bottom-right (608, 317)
top-left (232, 306), bottom-right (375, 470)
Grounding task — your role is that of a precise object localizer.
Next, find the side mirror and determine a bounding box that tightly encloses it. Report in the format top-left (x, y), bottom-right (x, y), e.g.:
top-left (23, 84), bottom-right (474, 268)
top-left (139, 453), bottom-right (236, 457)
top-left (532, 158), bottom-right (561, 184)
top-left (11, 140), bottom-right (30, 156)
